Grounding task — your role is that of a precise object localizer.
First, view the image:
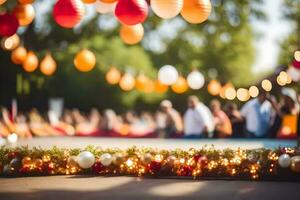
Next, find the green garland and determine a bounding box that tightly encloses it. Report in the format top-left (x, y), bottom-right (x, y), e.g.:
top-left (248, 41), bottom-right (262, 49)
top-left (0, 145), bottom-right (300, 181)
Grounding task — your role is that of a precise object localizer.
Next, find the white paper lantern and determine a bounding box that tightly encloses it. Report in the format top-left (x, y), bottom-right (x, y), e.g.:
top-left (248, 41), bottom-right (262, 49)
top-left (187, 70), bottom-right (205, 90)
top-left (287, 66), bottom-right (300, 82)
top-left (100, 153), bottom-right (113, 166)
top-left (151, 0), bottom-right (183, 19)
top-left (77, 151), bottom-right (95, 169)
top-left (96, 1), bottom-right (116, 14)
top-left (278, 154), bottom-right (291, 168)
top-left (158, 65), bottom-right (179, 85)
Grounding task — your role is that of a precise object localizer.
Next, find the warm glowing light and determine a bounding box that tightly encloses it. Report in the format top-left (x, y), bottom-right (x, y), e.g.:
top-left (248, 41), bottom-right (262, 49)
top-left (219, 82), bottom-right (233, 99)
top-left (277, 71), bottom-right (289, 86)
top-left (225, 87), bottom-right (236, 100)
top-left (1, 34), bottom-right (20, 51)
top-left (119, 73), bottom-right (135, 91)
top-left (126, 159), bottom-right (134, 167)
top-left (294, 51), bottom-right (300, 62)
top-left (236, 88), bottom-right (250, 102)
top-left (106, 67), bottom-right (121, 85)
top-left (261, 79), bottom-right (272, 92)
top-left (171, 76), bottom-right (188, 94)
top-left (158, 65), bottom-right (178, 85)
top-left (207, 79), bottom-right (221, 96)
top-left (7, 133), bottom-right (18, 144)
top-left (248, 86), bottom-right (259, 98)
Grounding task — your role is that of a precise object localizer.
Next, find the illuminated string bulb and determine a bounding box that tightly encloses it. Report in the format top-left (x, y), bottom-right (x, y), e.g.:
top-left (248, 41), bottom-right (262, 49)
top-left (171, 75), bottom-right (188, 94)
top-left (207, 79), bottom-right (221, 96)
top-left (248, 86), bottom-right (259, 98)
top-left (295, 50), bottom-right (300, 62)
top-left (219, 82), bottom-right (233, 99)
top-left (276, 71), bottom-right (289, 86)
top-left (119, 73), bottom-right (135, 91)
top-left (126, 159), bottom-right (133, 167)
top-left (236, 88), bottom-right (250, 102)
top-left (261, 79), bottom-right (272, 92)
top-left (154, 154), bottom-right (163, 162)
top-left (1, 34), bottom-right (20, 51)
top-left (225, 87), bottom-right (236, 100)
top-left (106, 67), bottom-right (121, 85)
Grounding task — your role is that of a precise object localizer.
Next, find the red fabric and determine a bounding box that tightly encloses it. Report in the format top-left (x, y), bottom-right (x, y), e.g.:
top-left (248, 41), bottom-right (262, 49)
top-left (115, 0), bottom-right (148, 25)
top-left (0, 13), bottom-right (19, 37)
top-left (53, 0), bottom-right (85, 28)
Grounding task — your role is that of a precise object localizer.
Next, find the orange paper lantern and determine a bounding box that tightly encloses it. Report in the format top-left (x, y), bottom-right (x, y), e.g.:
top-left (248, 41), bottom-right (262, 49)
top-left (120, 23), bottom-right (144, 45)
top-left (119, 73), bottom-right (135, 91)
top-left (171, 76), bottom-right (188, 94)
top-left (11, 46), bottom-right (27, 64)
top-left (207, 79), bottom-right (221, 96)
top-left (13, 4), bottom-right (35, 26)
top-left (23, 51), bottom-right (38, 72)
top-left (40, 53), bottom-right (57, 76)
top-left (74, 49), bottom-right (96, 72)
top-left (106, 67), bottom-right (121, 85)
top-left (82, 0), bottom-right (96, 3)
top-left (181, 0), bottom-right (211, 24)
top-left (135, 74), bottom-right (148, 91)
top-left (143, 79), bottom-right (155, 93)
top-left (155, 80), bottom-right (168, 93)
top-left (18, 0), bottom-right (34, 4)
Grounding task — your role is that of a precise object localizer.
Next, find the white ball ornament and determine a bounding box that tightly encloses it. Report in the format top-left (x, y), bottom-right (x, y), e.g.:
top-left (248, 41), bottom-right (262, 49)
top-left (100, 153), bottom-right (113, 166)
top-left (187, 70), bottom-right (205, 90)
top-left (158, 65), bottom-right (179, 85)
top-left (278, 154), bottom-right (291, 168)
top-left (77, 151), bottom-right (95, 169)
top-left (96, 1), bottom-right (117, 14)
top-left (151, 0), bottom-right (183, 19)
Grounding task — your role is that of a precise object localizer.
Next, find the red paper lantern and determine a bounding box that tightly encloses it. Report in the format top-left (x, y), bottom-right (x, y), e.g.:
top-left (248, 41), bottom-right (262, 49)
top-left (0, 13), bottom-right (19, 37)
top-left (53, 0), bottom-right (85, 28)
top-left (292, 60), bottom-right (300, 70)
top-left (115, 0), bottom-right (148, 25)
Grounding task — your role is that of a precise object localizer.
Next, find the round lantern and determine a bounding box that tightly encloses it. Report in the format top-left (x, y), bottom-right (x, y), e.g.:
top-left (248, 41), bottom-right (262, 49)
top-left (292, 60), bottom-right (300, 70)
top-left (135, 74), bottom-right (148, 91)
top-left (151, 0), bottom-right (183, 19)
top-left (100, 0), bottom-right (118, 3)
top-left (106, 67), bottom-right (121, 85)
top-left (181, 0), bottom-right (212, 24)
top-left (0, 13), bottom-right (19, 37)
top-left (187, 70), bottom-right (205, 90)
top-left (82, 0), bottom-right (96, 4)
top-left (11, 46), bottom-right (27, 64)
top-left (155, 80), bottom-right (168, 93)
top-left (115, 0), bottom-right (149, 25)
top-left (207, 79), bottom-right (221, 96)
top-left (13, 4), bottom-right (35, 26)
top-left (119, 73), bottom-right (135, 91)
top-left (171, 76), bottom-right (188, 94)
top-left (96, 1), bottom-right (117, 14)
top-left (158, 65), bottom-right (178, 85)
top-left (53, 0), bottom-right (85, 28)
top-left (23, 51), bottom-right (39, 72)
top-left (40, 53), bottom-right (57, 76)
top-left (74, 49), bottom-right (96, 72)
top-left (120, 23), bottom-right (144, 45)
top-left (1, 34), bottom-right (20, 51)
top-left (143, 79), bottom-right (155, 93)
top-left (18, 0), bottom-right (34, 4)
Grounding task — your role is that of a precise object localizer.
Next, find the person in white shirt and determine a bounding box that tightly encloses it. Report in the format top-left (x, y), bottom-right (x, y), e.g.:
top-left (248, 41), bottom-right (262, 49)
top-left (240, 91), bottom-right (272, 138)
top-left (183, 96), bottom-right (215, 138)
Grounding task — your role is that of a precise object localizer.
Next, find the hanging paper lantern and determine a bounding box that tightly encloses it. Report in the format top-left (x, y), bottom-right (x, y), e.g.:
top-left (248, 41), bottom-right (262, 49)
top-left (100, 0), bottom-right (118, 3)
top-left (13, 4), bottom-right (35, 26)
top-left (158, 65), bottom-right (178, 85)
top-left (119, 73), bottom-right (135, 91)
top-left (187, 70), bottom-right (205, 90)
top-left (287, 66), bottom-right (300, 82)
top-left (1, 34), bottom-right (20, 51)
top-left (96, 1), bottom-right (117, 14)
top-left (11, 46), bottom-right (27, 64)
top-left (0, 0), bottom-right (7, 5)
top-left (120, 23), bottom-right (144, 45)
top-left (40, 53), bottom-right (57, 76)
top-left (171, 76), bottom-right (188, 94)
top-left (0, 13), bottom-right (19, 37)
top-left (151, 0), bottom-right (183, 19)
top-left (155, 80), bottom-right (168, 93)
top-left (135, 74), bottom-right (148, 91)
top-left (53, 0), bottom-right (85, 28)
top-left (23, 51), bottom-right (38, 72)
top-left (106, 67), bottom-right (121, 85)
top-left (115, 0), bottom-right (148, 25)
top-left (18, 0), bottom-right (34, 4)
top-left (292, 60), bottom-right (300, 70)
top-left (82, 0), bottom-right (96, 4)
top-left (181, 0), bottom-right (211, 24)
top-left (207, 79), bottom-right (221, 96)
top-left (74, 49), bottom-right (96, 72)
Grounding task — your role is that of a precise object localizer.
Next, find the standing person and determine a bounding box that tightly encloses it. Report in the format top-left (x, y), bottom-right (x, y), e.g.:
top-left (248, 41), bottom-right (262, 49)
top-left (240, 91), bottom-right (272, 138)
top-left (184, 96), bottom-right (214, 138)
top-left (225, 102), bottom-right (245, 138)
top-left (160, 100), bottom-right (183, 137)
top-left (210, 99), bottom-right (232, 138)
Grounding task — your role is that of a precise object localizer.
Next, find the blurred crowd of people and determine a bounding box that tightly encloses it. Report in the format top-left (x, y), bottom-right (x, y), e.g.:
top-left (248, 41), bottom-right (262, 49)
top-left (0, 87), bottom-right (299, 140)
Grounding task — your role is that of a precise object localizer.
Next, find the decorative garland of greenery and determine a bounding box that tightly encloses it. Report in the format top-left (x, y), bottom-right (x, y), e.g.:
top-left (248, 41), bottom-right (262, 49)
top-left (1, 145), bottom-right (300, 181)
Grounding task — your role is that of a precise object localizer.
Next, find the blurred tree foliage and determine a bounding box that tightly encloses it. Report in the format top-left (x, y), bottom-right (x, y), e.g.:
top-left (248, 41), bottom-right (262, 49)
top-left (0, 0), bottom-right (266, 112)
